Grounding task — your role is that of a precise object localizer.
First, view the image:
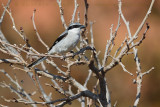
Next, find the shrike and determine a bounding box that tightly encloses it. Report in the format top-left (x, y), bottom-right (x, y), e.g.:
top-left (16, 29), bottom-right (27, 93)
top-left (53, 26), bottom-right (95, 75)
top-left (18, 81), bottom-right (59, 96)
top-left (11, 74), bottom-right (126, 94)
top-left (28, 23), bottom-right (85, 68)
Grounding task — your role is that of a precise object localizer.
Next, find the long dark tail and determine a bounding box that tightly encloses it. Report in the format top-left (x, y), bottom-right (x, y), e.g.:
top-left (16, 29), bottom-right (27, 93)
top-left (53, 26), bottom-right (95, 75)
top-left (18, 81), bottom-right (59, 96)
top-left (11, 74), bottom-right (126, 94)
top-left (28, 56), bottom-right (48, 68)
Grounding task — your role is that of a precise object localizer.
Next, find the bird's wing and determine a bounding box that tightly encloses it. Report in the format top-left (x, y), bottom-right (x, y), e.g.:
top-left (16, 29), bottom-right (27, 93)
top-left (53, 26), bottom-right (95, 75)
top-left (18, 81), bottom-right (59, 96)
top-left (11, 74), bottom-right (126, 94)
top-left (49, 30), bottom-right (68, 51)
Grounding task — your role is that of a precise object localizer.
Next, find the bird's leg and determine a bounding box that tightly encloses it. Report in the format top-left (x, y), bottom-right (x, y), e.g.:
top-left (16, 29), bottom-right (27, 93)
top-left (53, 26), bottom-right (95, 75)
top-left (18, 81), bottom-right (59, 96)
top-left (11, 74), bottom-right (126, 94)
top-left (70, 51), bottom-right (76, 59)
top-left (62, 55), bottom-right (67, 60)
top-left (77, 55), bottom-right (81, 61)
top-left (70, 50), bottom-right (74, 54)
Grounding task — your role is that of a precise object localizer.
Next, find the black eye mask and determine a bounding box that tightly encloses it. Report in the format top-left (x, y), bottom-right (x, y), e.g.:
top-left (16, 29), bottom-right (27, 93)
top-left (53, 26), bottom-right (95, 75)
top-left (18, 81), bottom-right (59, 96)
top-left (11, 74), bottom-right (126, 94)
top-left (67, 25), bottom-right (82, 30)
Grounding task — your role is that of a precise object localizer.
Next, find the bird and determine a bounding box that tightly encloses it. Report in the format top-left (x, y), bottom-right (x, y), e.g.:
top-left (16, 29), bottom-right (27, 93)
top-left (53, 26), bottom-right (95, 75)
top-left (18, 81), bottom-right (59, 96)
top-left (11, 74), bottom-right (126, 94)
top-left (27, 22), bottom-right (85, 68)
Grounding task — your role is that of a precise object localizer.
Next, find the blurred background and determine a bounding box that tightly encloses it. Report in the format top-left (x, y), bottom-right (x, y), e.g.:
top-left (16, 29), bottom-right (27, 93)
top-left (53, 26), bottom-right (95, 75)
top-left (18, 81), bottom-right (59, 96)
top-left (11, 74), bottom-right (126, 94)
top-left (0, 0), bottom-right (160, 107)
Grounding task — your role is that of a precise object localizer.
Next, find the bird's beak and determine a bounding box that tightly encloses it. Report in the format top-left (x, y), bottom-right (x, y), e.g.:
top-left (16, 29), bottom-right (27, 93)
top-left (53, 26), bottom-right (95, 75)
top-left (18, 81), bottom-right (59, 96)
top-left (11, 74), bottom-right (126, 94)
top-left (80, 25), bottom-right (85, 29)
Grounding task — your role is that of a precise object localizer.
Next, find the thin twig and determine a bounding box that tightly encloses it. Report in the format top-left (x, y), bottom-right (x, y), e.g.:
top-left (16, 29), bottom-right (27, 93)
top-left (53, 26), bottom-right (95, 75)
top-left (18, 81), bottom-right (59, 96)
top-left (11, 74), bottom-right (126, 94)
top-left (32, 9), bottom-right (49, 50)
top-left (105, 77), bottom-right (111, 107)
top-left (119, 62), bottom-right (134, 76)
top-left (84, 70), bottom-right (92, 87)
top-left (83, 0), bottom-right (89, 28)
top-left (57, 0), bottom-right (67, 29)
top-left (3, 6), bottom-right (24, 39)
top-left (35, 70), bottom-right (53, 107)
top-left (142, 67), bottom-right (154, 76)
top-left (0, 0), bottom-right (11, 24)
top-left (90, 21), bottom-right (94, 47)
top-left (71, 0), bottom-right (79, 23)
top-left (133, 0), bottom-right (155, 38)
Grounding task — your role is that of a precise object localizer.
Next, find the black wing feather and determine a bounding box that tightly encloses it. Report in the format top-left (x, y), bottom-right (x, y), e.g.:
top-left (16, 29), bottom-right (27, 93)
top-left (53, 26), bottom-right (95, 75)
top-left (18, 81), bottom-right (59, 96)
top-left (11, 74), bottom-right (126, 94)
top-left (49, 30), bottom-right (68, 51)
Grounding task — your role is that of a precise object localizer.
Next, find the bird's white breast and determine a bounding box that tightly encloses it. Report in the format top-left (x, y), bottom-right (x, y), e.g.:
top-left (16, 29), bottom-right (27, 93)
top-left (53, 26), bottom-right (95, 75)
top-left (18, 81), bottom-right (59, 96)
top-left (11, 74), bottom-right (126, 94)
top-left (49, 28), bottom-right (81, 54)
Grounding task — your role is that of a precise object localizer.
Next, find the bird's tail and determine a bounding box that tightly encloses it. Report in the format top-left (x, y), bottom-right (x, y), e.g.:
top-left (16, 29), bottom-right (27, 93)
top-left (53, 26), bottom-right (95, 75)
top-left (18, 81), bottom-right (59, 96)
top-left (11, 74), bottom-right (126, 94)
top-left (27, 56), bottom-right (48, 68)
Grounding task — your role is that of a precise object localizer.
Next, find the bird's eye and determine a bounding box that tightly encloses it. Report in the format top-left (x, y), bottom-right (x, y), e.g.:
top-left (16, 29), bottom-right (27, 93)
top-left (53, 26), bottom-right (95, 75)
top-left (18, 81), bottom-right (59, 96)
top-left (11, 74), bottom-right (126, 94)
top-left (68, 26), bottom-right (72, 30)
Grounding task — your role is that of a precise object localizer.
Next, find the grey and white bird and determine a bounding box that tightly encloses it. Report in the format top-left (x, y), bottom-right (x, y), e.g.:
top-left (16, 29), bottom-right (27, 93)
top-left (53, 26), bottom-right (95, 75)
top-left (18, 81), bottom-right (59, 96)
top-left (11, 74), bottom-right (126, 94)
top-left (28, 23), bottom-right (85, 68)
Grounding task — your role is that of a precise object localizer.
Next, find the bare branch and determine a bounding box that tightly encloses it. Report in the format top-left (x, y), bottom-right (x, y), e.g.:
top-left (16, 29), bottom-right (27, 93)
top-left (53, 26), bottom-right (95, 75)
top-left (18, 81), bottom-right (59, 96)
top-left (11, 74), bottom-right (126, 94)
top-left (133, 0), bottom-right (155, 38)
top-left (0, 0), bottom-right (11, 24)
top-left (0, 70), bottom-right (37, 107)
top-left (32, 9), bottom-right (49, 50)
top-left (83, 0), bottom-right (89, 28)
top-left (0, 103), bottom-right (8, 107)
top-left (119, 62), bottom-right (134, 76)
top-left (35, 71), bottom-right (53, 107)
top-left (131, 23), bottom-right (150, 48)
top-left (71, 0), bottom-right (79, 23)
top-left (57, 0), bottom-right (67, 29)
top-left (3, 6), bottom-right (24, 39)
top-left (113, 101), bottom-right (117, 107)
top-left (102, 15), bottom-right (120, 67)
top-left (84, 70), bottom-right (92, 87)
top-left (142, 67), bottom-right (154, 76)
top-left (90, 21), bottom-right (94, 47)
top-left (105, 77), bottom-right (111, 107)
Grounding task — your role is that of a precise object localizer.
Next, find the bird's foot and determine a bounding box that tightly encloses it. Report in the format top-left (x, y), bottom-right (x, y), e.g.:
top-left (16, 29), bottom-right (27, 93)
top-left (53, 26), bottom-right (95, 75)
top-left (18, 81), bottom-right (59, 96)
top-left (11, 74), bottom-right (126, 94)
top-left (62, 55), bottom-right (67, 60)
top-left (70, 50), bottom-right (74, 54)
top-left (70, 51), bottom-right (76, 59)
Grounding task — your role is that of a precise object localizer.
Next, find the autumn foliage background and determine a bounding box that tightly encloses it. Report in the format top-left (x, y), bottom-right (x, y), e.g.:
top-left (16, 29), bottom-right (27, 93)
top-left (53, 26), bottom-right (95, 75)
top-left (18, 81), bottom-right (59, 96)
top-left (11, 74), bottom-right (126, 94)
top-left (0, 0), bottom-right (160, 107)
